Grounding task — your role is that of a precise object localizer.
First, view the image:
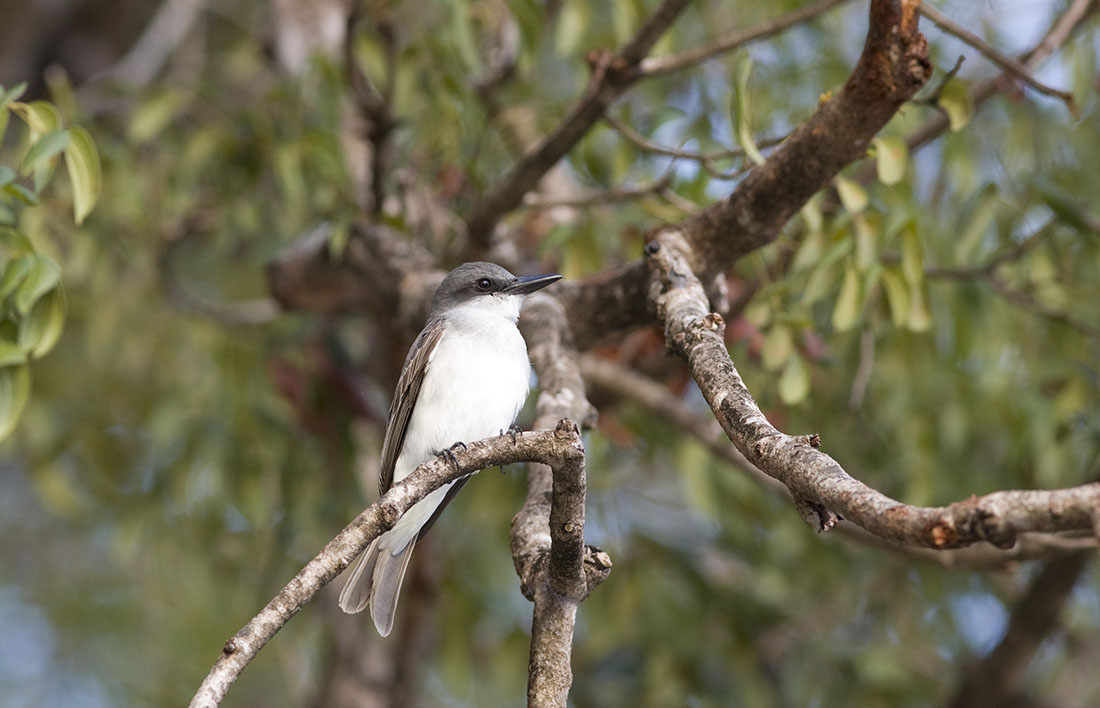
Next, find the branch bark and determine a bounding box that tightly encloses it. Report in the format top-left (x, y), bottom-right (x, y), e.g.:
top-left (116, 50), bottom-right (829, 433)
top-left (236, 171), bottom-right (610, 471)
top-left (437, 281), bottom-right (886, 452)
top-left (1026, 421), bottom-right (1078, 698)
top-left (644, 227), bottom-right (1100, 549)
top-left (514, 294), bottom-right (608, 708)
top-left (557, 0), bottom-right (931, 349)
top-left (188, 427), bottom-right (584, 708)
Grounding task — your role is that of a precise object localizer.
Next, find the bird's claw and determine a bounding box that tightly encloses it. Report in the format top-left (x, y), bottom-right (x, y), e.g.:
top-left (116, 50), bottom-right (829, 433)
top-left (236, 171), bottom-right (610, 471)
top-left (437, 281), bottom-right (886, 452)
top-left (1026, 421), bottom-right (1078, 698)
top-left (441, 441), bottom-right (467, 472)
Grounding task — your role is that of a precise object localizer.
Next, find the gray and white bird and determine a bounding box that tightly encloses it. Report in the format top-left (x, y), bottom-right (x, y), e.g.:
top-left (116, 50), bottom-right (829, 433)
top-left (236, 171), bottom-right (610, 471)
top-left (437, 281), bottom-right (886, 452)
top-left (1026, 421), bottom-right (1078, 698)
top-left (338, 261), bottom-right (561, 636)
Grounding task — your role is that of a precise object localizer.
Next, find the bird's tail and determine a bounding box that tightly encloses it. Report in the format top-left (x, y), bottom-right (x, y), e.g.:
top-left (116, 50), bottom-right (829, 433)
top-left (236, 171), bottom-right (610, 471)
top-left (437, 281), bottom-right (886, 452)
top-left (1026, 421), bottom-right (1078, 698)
top-left (338, 536), bottom-right (416, 637)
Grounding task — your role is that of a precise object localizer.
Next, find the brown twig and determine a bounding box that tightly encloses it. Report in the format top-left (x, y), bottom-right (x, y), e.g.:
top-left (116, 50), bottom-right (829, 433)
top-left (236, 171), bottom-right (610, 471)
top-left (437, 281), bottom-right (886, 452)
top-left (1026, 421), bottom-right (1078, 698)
top-left (638, 0), bottom-right (854, 77)
top-left (556, 0), bottom-right (930, 349)
top-left (905, 0), bottom-right (1096, 155)
top-left (645, 227), bottom-right (1100, 548)
top-left (188, 427), bottom-right (586, 708)
top-left (522, 172), bottom-right (673, 210)
top-left (463, 0), bottom-right (694, 248)
top-left (922, 4), bottom-right (1079, 117)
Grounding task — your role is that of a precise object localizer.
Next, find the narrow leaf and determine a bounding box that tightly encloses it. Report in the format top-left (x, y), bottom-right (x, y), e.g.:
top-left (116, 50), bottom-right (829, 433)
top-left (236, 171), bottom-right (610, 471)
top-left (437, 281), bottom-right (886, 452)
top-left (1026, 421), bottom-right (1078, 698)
top-left (938, 79), bottom-right (973, 132)
top-left (63, 126), bottom-right (101, 224)
top-left (19, 288), bottom-right (66, 358)
top-left (0, 363), bottom-right (31, 441)
top-left (873, 136), bottom-right (908, 185)
top-left (835, 175), bottom-right (868, 213)
top-left (0, 164), bottom-right (15, 187)
top-left (762, 324), bottom-right (793, 371)
top-left (0, 253), bottom-right (33, 299)
top-left (0, 340), bottom-right (26, 367)
top-left (832, 261), bottom-right (862, 332)
top-left (778, 354), bottom-right (810, 406)
top-left (732, 57), bottom-right (766, 166)
top-left (10, 100), bottom-right (62, 137)
top-left (881, 267), bottom-right (909, 327)
top-left (13, 253), bottom-right (61, 315)
top-left (20, 129), bottom-right (70, 175)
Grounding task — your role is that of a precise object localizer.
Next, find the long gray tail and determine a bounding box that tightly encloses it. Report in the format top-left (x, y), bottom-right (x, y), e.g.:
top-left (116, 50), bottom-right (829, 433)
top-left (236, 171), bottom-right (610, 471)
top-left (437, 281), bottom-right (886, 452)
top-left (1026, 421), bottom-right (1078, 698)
top-left (338, 537), bottom-right (416, 637)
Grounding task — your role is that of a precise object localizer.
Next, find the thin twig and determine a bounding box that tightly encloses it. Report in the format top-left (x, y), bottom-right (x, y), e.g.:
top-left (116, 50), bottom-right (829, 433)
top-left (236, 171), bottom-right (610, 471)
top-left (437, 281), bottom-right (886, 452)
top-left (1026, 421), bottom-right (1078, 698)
top-left (463, 0), bottom-right (694, 248)
top-left (523, 172), bottom-right (673, 210)
top-left (638, 0), bottom-right (853, 77)
top-left (905, 0), bottom-right (1096, 155)
top-left (922, 4), bottom-right (1079, 117)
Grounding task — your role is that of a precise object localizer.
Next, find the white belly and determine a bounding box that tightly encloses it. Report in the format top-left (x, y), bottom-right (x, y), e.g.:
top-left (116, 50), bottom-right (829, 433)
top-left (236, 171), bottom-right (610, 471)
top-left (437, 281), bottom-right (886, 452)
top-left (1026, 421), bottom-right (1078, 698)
top-left (380, 317), bottom-right (531, 552)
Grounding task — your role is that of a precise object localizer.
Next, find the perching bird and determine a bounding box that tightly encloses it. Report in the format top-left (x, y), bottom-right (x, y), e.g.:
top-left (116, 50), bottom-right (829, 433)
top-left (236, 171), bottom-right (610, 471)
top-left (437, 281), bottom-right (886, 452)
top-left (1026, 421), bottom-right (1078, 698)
top-left (338, 262), bottom-right (561, 636)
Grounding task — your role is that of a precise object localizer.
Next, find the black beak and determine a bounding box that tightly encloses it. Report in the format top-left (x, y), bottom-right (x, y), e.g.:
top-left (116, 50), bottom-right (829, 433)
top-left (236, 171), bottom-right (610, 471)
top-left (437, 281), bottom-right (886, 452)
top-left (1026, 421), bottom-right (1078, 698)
top-left (504, 273), bottom-right (562, 295)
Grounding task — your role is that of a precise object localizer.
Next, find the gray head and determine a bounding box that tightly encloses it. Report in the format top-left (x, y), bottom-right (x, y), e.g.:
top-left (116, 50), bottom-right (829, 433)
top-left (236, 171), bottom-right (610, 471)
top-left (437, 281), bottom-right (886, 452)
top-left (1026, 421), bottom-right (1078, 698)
top-left (430, 262), bottom-right (561, 317)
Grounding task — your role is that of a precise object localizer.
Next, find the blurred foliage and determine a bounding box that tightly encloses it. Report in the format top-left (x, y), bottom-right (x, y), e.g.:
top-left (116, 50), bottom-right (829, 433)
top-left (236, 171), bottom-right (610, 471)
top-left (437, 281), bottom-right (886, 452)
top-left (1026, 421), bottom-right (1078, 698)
top-left (1, 1), bottom-right (1099, 707)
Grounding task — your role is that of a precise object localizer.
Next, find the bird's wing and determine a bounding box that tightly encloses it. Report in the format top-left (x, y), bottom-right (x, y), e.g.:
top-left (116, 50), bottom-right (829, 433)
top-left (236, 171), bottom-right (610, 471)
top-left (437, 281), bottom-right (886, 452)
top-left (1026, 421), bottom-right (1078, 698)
top-left (378, 318), bottom-right (445, 496)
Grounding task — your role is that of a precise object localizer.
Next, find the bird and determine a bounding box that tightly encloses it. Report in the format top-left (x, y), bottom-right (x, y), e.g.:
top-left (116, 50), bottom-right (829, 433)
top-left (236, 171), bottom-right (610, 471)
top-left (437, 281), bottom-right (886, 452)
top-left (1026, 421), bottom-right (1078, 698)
top-left (338, 261), bottom-right (562, 636)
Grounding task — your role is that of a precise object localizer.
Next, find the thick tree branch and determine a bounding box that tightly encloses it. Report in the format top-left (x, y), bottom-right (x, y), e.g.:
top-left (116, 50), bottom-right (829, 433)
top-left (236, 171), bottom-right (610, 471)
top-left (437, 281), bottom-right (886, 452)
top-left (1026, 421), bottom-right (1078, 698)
top-left (557, 0), bottom-right (930, 349)
top-left (188, 427), bottom-right (582, 708)
top-left (644, 227), bottom-right (1100, 549)
top-left (514, 294), bottom-right (608, 708)
top-left (463, 0), bottom-right (692, 248)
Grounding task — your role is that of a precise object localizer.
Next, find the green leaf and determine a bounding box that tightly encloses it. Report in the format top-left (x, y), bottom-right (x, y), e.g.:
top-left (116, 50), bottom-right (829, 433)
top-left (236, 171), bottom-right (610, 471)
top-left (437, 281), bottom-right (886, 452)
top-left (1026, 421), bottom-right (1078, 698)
top-left (762, 324), bottom-right (793, 371)
top-left (0, 164), bottom-right (15, 187)
top-left (0, 363), bottom-right (31, 441)
top-left (881, 267), bottom-right (909, 327)
top-left (873, 136), bottom-right (908, 186)
top-left (0, 82), bottom-right (28, 110)
top-left (778, 354), bottom-right (810, 405)
top-left (4, 181), bottom-right (39, 206)
top-left (555, 2), bottom-right (589, 55)
top-left (0, 254), bottom-right (34, 299)
top-left (938, 79), bottom-right (973, 132)
top-left (63, 126), bottom-right (101, 224)
top-left (21, 129), bottom-right (71, 175)
top-left (0, 227), bottom-right (34, 253)
top-left (801, 193), bottom-right (824, 235)
top-left (732, 56), bottom-right (766, 166)
top-left (907, 281), bottom-right (932, 332)
top-left (832, 261), bottom-right (862, 332)
top-left (10, 100), bottom-right (62, 137)
top-left (0, 340), bottom-right (26, 367)
top-left (1034, 177), bottom-right (1093, 234)
top-left (854, 213), bottom-right (878, 270)
top-left (836, 175), bottom-right (868, 213)
top-left (954, 184), bottom-right (998, 263)
top-left (900, 222), bottom-right (923, 286)
top-left (13, 253), bottom-right (61, 315)
top-left (128, 90), bottom-right (187, 144)
top-left (18, 288), bottom-right (66, 358)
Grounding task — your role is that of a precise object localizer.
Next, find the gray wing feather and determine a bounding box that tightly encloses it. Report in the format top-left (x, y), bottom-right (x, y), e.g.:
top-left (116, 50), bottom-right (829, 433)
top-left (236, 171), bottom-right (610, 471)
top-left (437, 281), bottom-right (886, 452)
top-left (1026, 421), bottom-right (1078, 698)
top-left (339, 319), bottom-right (444, 628)
top-left (377, 319), bottom-right (445, 495)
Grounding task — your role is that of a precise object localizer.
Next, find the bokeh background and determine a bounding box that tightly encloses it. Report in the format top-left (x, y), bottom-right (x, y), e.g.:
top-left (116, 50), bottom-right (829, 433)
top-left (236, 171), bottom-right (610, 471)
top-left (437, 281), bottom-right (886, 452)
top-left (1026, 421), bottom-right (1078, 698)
top-left (1, 1), bottom-right (1099, 706)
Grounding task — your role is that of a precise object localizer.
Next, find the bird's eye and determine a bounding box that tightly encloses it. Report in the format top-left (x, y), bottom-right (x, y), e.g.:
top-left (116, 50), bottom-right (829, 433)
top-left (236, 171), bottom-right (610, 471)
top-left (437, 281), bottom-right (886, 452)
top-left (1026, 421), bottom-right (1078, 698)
top-left (475, 278), bottom-right (493, 291)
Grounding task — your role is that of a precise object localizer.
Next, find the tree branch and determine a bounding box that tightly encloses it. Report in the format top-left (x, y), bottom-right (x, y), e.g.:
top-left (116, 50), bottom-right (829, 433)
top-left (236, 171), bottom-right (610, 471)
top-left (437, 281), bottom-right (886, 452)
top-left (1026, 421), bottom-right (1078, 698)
top-left (644, 226), bottom-right (1100, 549)
top-left (921, 4), bottom-right (1078, 116)
top-left (514, 294), bottom-right (608, 708)
top-left (637, 0), bottom-right (853, 78)
top-left (903, 0), bottom-right (1096, 155)
top-left (188, 427), bottom-right (583, 708)
top-left (557, 0), bottom-right (930, 349)
top-left (463, 0), bottom-right (693, 248)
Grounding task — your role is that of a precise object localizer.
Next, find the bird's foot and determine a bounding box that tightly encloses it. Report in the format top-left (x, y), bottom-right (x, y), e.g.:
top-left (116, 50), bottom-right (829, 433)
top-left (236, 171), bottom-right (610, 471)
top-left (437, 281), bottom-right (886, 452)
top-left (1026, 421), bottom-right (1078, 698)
top-left (441, 441), bottom-right (467, 472)
top-left (503, 424), bottom-right (523, 445)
